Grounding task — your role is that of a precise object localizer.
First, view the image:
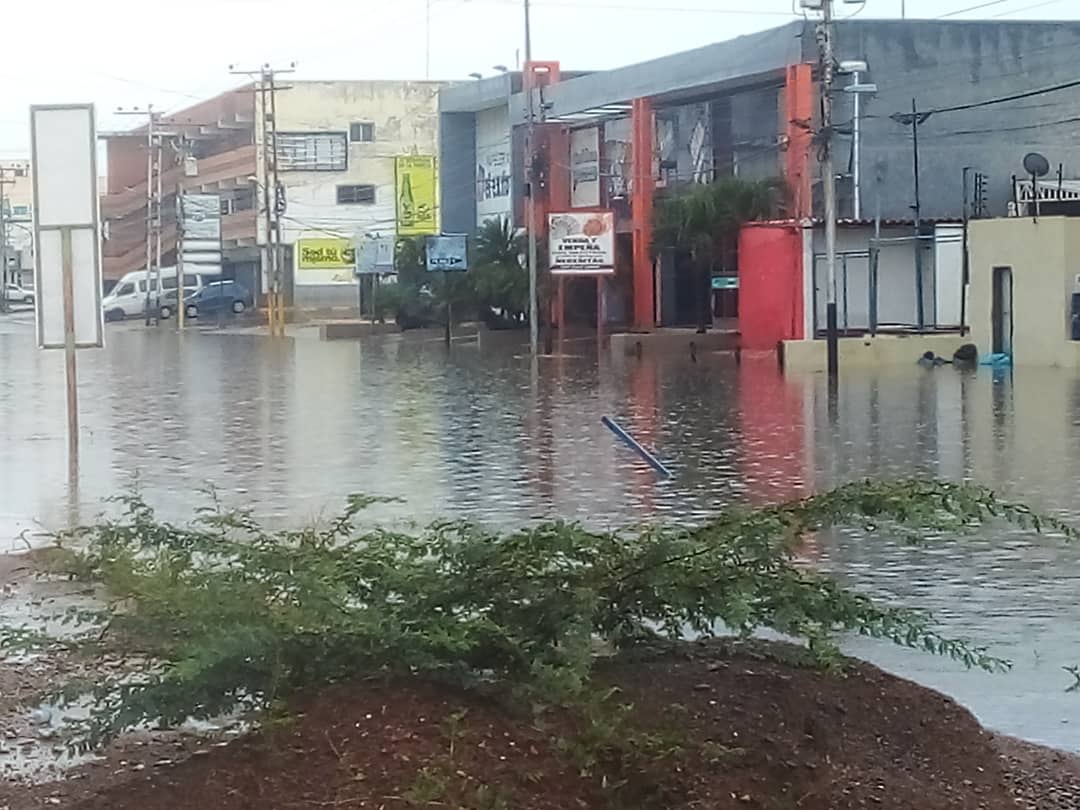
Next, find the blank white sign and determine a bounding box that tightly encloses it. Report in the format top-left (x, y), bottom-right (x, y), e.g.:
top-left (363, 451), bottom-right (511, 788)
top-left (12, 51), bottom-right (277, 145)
top-left (31, 104), bottom-right (103, 349)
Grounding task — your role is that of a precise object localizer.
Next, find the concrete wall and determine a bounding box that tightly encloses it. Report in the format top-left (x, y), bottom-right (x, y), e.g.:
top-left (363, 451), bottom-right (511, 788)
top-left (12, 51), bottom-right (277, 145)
top-left (968, 216), bottom-right (1080, 367)
top-left (782, 333), bottom-right (970, 372)
top-left (829, 20), bottom-right (1080, 220)
top-left (274, 80), bottom-right (443, 307)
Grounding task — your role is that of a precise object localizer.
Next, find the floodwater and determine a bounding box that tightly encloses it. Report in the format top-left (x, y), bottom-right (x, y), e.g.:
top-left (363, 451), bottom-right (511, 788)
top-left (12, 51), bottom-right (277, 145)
top-left (3, 309), bottom-right (1080, 752)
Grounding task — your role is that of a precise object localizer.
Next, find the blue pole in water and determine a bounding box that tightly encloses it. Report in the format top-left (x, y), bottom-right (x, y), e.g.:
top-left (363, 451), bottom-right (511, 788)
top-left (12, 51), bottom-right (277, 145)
top-left (601, 416), bottom-right (673, 479)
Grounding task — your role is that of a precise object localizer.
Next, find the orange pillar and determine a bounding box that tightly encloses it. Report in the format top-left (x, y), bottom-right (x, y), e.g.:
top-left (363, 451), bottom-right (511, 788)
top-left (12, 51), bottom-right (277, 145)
top-left (785, 63), bottom-right (814, 220)
top-left (631, 97), bottom-right (655, 331)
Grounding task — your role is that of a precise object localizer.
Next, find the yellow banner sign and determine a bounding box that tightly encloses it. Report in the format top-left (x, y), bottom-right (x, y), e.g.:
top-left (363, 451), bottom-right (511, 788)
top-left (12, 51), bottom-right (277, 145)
top-left (297, 238), bottom-right (355, 270)
top-left (395, 155), bottom-right (437, 236)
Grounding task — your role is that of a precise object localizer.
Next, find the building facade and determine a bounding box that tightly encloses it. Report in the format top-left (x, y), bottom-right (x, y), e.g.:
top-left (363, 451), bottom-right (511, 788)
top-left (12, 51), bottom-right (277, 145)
top-left (100, 79), bottom-right (443, 308)
top-left (1, 159), bottom-right (34, 286)
top-left (438, 18), bottom-right (1080, 332)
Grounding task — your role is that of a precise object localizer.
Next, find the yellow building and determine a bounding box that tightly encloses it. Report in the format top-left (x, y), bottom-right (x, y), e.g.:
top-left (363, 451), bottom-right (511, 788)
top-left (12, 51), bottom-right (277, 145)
top-left (968, 216), bottom-right (1080, 367)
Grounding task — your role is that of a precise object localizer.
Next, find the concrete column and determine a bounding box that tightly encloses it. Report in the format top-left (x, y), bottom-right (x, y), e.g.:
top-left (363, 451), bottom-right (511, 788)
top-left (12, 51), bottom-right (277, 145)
top-left (631, 97), bottom-right (655, 330)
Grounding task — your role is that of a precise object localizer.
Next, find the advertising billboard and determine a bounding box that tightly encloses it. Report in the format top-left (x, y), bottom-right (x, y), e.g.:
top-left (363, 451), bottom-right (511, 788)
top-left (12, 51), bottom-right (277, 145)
top-left (295, 237), bottom-right (356, 285)
top-left (30, 104), bottom-right (103, 349)
top-left (548, 211), bottom-right (615, 275)
top-left (569, 128), bottom-right (601, 208)
top-left (395, 155), bottom-right (438, 236)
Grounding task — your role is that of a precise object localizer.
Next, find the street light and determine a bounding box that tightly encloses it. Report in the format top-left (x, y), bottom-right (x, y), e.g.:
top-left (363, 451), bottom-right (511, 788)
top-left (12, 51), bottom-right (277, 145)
top-left (838, 60), bottom-right (877, 220)
top-left (493, 65), bottom-right (508, 73)
top-left (468, 72), bottom-right (483, 80)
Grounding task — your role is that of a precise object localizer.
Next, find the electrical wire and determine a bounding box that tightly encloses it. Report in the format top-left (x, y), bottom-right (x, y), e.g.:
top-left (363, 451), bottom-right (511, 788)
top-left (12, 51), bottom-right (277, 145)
top-left (992, 0), bottom-right (1070, 16)
top-left (937, 0), bottom-right (1013, 18)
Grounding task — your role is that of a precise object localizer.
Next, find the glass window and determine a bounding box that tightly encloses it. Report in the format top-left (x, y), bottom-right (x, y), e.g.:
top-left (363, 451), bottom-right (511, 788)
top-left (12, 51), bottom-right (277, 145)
top-left (183, 274), bottom-right (198, 288)
top-left (337, 185), bottom-right (376, 205)
top-left (350, 122), bottom-right (375, 142)
top-left (12, 205), bottom-right (29, 216)
top-left (115, 283), bottom-right (135, 296)
top-left (161, 277), bottom-right (178, 290)
top-left (276, 132), bottom-right (347, 172)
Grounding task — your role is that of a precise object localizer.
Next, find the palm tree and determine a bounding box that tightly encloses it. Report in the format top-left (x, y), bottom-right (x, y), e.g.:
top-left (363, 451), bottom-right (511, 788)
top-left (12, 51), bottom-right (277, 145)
top-left (653, 177), bottom-right (785, 331)
top-left (470, 217), bottom-right (529, 328)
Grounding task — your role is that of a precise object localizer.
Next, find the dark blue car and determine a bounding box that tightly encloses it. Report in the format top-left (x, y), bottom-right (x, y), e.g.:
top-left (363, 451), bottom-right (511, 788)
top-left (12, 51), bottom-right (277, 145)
top-left (183, 281), bottom-right (253, 320)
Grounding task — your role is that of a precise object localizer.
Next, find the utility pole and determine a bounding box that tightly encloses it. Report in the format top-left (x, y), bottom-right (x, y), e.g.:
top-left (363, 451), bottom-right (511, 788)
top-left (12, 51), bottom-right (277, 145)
top-left (0, 167), bottom-right (9, 314)
top-left (524, 0), bottom-right (539, 356)
top-left (116, 105), bottom-right (163, 326)
top-left (816, 0), bottom-right (840, 383)
top-left (231, 63), bottom-right (294, 337)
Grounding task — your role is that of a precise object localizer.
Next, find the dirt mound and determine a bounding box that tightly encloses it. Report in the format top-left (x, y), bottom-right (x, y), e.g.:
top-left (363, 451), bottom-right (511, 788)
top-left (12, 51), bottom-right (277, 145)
top-left (4, 643), bottom-right (1032, 809)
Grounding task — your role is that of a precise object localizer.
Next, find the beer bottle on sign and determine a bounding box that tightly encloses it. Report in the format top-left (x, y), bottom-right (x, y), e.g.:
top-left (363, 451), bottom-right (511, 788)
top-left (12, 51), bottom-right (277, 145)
top-left (399, 173), bottom-right (416, 228)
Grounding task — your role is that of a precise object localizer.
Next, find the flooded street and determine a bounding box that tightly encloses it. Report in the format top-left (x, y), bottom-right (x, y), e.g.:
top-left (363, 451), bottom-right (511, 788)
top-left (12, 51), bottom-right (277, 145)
top-left (3, 312), bottom-right (1080, 752)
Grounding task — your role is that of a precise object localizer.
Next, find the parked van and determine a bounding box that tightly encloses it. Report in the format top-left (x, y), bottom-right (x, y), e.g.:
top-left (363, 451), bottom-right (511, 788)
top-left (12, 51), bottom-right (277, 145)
top-left (102, 267), bottom-right (220, 322)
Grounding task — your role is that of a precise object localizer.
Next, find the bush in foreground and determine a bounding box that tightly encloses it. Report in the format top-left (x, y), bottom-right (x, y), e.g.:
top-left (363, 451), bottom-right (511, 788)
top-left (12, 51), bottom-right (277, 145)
top-left (13, 479), bottom-right (1074, 749)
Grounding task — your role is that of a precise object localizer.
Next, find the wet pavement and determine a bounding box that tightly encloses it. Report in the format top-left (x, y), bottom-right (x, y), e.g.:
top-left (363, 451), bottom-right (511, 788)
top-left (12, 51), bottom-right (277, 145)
top-left (3, 310), bottom-right (1080, 753)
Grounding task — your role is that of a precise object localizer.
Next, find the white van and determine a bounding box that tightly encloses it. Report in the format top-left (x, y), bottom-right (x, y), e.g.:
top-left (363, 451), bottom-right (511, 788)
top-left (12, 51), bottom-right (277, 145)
top-left (102, 267), bottom-right (220, 321)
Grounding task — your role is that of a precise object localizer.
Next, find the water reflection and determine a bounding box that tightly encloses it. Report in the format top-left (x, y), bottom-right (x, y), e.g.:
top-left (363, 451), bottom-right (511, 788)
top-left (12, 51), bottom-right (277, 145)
top-left (3, 316), bottom-right (1080, 749)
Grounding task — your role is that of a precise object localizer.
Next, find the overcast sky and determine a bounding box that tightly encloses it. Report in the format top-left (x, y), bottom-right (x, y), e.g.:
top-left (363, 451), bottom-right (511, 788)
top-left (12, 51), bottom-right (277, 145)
top-left (0, 0), bottom-right (1075, 157)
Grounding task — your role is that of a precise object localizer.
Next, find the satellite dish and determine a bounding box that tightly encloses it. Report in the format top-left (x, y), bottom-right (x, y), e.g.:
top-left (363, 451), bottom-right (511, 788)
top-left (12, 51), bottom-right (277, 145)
top-left (1023, 152), bottom-right (1051, 178)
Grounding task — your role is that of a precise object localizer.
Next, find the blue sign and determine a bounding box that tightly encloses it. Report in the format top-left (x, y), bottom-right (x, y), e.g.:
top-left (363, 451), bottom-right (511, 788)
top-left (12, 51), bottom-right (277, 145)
top-left (711, 275), bottom-right (739, 290)
top-left (426, 235), bottom-right (468, 272)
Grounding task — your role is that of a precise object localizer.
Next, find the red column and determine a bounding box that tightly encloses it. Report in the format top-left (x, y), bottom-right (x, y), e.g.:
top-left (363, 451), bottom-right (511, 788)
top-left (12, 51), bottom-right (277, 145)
top-left (785, 63), bottom-right (814, 220)
top-left (631, 97), bottom-right (655, 331)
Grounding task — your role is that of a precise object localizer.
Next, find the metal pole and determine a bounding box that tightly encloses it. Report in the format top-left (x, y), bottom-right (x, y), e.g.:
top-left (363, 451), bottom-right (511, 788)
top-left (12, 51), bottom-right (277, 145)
top-left (818, 0), bottom-right (839, 381)
top-left (177, 135), bottom-right (188, 330)
top-left (154, 133), bottom-right (163, 324)
top-left (911, 97), bottom-right (925, 329)
top-left (0, 170), bottom-right (8, 314)
top-left (852, 70), bottom-right (862, 220)
top-left (60, 227), bottom-right (79, 482)
top-left (144, 107), bottom-right (154, 326)
top-left (260, 72), bottom-right (275, 335)
top-left (524, 0), bottom-right (539, 356)
top-left (425, 0), bottom-right (432, 79)
top-left (269, 68), bottom-right (285, 336)
top-left (961, 166), bottom-right (970, 336)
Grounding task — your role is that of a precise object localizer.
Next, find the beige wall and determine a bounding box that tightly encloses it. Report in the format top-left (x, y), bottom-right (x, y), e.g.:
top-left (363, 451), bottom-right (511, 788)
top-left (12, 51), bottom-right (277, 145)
top-left (968, 216), bottom-right (1080, 367)
top-left (272, 80), bottom-right (442, 249)
top-left (781, 334), bottom-right (970, 371)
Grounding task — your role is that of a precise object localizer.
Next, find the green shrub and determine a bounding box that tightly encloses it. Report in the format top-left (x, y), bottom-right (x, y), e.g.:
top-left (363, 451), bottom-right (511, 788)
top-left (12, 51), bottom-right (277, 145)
top-left (18, 479), bottom-right (1075, 749)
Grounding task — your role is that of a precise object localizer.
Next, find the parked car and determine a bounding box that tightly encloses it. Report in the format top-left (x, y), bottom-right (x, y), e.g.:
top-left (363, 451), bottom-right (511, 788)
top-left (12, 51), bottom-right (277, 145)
top-left (4, 284), bottom-right (34, 305)
top-left (182, 281), bottom-right (253, 320)
top-left (102, 267), bottom-right (219, 322)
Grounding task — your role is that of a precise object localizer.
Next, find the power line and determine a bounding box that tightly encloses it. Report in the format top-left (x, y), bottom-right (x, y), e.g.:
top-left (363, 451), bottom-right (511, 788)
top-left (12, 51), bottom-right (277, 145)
top-left (937, 0), bottom-right (1012, 17)
top-left (992, 0), bottom-right (1070, 16)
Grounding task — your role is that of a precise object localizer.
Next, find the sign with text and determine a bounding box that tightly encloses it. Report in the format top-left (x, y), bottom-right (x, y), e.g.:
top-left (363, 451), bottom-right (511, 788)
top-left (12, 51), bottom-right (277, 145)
top-left (569, 127), bottom-right (601, 208)
top-left (395, 155), bottom-right (438, 236)
top-left (425, 235), bottom-right (468, 272)
top-left (30, 104), bottom-right (103, 349)
top-left (296, 237), bottom-right (356, 285)
top-left (548, 211), bottom-right (615, 275)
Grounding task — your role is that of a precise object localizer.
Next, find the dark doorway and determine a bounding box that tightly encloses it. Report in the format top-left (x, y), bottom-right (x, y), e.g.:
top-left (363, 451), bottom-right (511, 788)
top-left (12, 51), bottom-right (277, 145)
top-left (991, 266), bottom-right (1013, 355)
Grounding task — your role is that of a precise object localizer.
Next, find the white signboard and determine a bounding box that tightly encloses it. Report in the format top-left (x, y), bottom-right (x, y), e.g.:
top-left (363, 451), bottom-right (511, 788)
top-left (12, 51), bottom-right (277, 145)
top-left (548, 211), bottom-right (615, 275)
top-left (179, 193), bottom-right (222, 276)
top-left (476, 146), bottom-right (512, 223)
top-left (570, 128), bottom-right (601, 208)
top-left (30, 104), bottom-right (103, 349)
top-left (426, 235), bottom-right (468, 272)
